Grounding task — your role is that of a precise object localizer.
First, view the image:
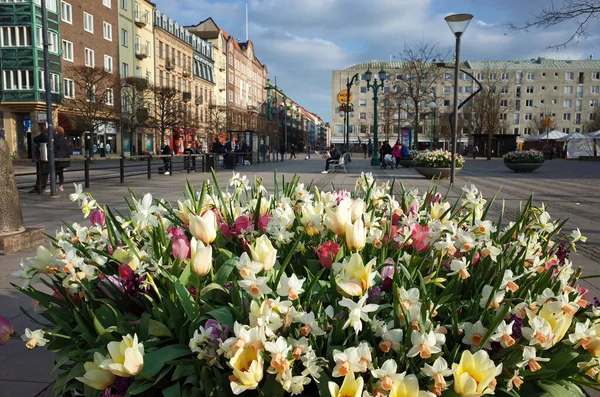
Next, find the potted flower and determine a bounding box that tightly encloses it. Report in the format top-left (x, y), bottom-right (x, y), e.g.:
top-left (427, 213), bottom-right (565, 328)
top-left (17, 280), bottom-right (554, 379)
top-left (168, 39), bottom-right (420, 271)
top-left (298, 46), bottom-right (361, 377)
top-left (6, 173), bottom-right (598, 397)
top-left (414, 149), bottom-right (464, 178)
top-left (503, 149), bottom-right (545, 172)
top-left (399, 150), bottom-right (419, 168)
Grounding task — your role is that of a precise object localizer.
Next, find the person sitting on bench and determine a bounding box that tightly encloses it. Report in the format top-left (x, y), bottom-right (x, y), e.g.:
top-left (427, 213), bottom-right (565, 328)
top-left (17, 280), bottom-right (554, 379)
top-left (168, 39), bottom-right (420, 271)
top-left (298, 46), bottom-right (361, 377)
top-left (322, 144), bottom-right (341, 174)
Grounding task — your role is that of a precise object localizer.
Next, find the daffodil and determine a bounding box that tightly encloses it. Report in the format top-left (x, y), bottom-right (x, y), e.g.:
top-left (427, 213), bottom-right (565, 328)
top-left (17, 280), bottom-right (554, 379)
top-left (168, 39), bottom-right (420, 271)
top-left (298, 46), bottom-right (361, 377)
top-left (332, 347), bottom-right (366, 377)
top-left (421, 357), bottom-right (453, 396)
top-left (277, 274), bottom-right (305, 300)
top-left (338, 294), bottom-right (378, 333)
top-left (371, 359), bottom-right (403, 391)
top-left (516, 346), bottom-right (549, 372)
top-left (21, 328), bottom-right (49, 349)
top-left (407, 330), bottom-right (443, 359)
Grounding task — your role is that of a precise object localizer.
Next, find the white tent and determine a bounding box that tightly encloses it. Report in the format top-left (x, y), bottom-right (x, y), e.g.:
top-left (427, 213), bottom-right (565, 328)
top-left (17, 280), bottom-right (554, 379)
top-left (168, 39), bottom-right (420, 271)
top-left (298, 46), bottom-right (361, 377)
top-left (585, 130), bottom-right (600, 139)
top-left (524, 130), bottom-right (568, 142)
top-left (563, 133), bottom-right (596, 159)
top-left (556, 132), bottom-right (589, 142)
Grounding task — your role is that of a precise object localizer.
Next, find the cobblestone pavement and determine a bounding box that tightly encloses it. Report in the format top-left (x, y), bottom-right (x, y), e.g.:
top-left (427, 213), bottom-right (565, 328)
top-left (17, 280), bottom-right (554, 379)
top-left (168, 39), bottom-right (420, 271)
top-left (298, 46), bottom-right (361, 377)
top-left (1, 156), bottom-right (599, 396)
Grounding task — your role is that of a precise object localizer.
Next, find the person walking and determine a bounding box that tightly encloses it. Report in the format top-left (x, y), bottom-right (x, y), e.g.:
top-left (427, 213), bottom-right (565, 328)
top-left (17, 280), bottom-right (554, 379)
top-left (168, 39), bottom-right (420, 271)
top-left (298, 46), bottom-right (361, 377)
top-left (53, 126), bottom-right (71, 192)
top-left (105, 142), bottom-right (111, 155)
top-left (392, 140), bottom-right (403, 168)
top-left (279, 143), bottom-right (285, 162)
top-left (379, 140), bottom-right (393, 167)
top-left (161, 140), bottom-right (172, 175)
top-left (289, 144), bottom-right (297, 159)
top-left (29, 130), bottom-right (49, 193)
top-left (473, 144), bottom-right (479, 160)
top-left (362, 143), bottom-right (367, 159)
top-left (321, 144), bottom-right (341, 174)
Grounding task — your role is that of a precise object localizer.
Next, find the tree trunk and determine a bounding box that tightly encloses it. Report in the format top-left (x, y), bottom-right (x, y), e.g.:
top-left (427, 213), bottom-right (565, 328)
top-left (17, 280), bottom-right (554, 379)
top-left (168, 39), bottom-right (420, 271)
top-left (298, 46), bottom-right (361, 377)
top-left (487, 131), bottom-right (493, 160)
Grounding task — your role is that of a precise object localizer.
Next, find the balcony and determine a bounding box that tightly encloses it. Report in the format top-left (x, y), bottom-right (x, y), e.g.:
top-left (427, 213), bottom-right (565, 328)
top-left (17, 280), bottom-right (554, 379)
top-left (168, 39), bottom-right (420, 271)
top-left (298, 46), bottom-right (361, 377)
top-left (195, 97), bottom-right (203, 106)
top-left (134, 14), bottom-right (147, 27)
top-left (165, 60), bottom-right (175, 70)
top-left (219, 62), bottom-right (225, 71)
top-left (182, 92), bottom-right (192, 102)
top-left (135, 49), bottom-right (148, 60)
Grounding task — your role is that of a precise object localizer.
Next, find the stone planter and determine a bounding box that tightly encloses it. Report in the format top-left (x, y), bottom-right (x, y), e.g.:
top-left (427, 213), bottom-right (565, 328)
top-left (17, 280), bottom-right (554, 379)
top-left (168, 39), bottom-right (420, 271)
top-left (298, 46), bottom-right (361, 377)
top-left (414, 167), bottom-right (461, 179)
top-left (504, 162), bottom-right (544, 173)
top-left (399, 159), bottom-right (415, 168)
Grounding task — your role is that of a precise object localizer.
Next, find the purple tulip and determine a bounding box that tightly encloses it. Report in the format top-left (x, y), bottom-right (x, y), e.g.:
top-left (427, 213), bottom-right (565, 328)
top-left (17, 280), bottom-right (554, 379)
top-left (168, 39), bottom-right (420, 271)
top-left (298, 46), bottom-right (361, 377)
top-left (205, 319), bottom-right (229, 344)
top-left (381, 264), bottom-right (400, 292)
top-left (90, 209), bottom-right (106, 227)
top-left (368, 286), bottom-right (382, 304)
top-left (0, 314), bottom-right (14, 346)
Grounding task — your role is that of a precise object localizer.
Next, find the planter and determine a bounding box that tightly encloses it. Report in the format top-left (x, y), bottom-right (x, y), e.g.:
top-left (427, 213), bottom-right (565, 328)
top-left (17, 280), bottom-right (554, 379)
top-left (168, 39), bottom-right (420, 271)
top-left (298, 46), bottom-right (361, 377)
top-left (504, 162), bottom-right (543, 173)
top-left (399, 158), bottom-right (415, 168)
top-left (414, 166), bottom-right (461, 179)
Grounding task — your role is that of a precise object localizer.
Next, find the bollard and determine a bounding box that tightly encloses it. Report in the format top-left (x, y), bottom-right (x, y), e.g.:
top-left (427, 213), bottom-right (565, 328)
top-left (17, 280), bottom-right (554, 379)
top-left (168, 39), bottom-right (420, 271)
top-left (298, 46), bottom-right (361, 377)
top-left (120, 155), bottom-right (125, 184)
top-left (147, 156), bottom-right (152, 179)
top-left (169, 156), bottom-right (173, 177)
top-left (187, 154), bottom-right (191, 174)
top-left (84, 156), bottom-right (90, 188)
top-left (36, 158), bottom-right (42, 194)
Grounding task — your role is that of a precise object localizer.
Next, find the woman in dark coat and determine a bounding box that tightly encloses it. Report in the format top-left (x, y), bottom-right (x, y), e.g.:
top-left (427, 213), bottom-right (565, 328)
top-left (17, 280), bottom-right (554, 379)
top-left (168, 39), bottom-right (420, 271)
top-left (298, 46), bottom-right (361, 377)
top-left (54, 126), bottom-right (71, 192)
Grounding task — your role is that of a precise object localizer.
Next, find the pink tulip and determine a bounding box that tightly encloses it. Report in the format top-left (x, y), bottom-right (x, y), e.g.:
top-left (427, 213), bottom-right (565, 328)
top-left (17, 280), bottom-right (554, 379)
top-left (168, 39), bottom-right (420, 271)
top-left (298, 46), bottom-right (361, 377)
top-left (314, 241), bottom-right (341, 269)
top-left (410, 224), bottom-right (430, 252)
top-left (219, 222), bottom-right (235, 239)
top-left (472, 252), bottom-right (480, 265)
top-left (172, 235), bottom-right (191, 261)
top-left (410, 203), bottom-right (419, 215)
top-left (90, 209), bottom-right (106, 227)
top-left (433, 193), bottom-right (442, 204)
top-left (258, 214), bottom-right (272, 232)
top-left (0, 314), bottom-right (14, 346)
top-left (391, 209), bottom-right (403, 226)
top-left (577, 285), bottom-right (590, 300)
top-left (232, 215), bottom-right (254, 236)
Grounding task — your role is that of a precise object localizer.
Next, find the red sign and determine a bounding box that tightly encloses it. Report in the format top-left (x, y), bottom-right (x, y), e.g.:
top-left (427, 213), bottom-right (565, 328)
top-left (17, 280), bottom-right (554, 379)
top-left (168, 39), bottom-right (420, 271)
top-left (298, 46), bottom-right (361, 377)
top-left (218, 133), bottom-right (227, 144)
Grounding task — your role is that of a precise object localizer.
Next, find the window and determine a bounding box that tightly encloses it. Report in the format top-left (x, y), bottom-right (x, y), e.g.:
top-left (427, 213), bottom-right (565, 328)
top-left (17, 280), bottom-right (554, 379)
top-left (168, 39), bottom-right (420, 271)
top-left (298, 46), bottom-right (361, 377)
top-left (359, 112), bottom-right (366, 120)
top-left (500, 99), bottom-right (508, 107)
top-left (592, 72), bottom-right (600, 80)
top-left (465, 86), bottom-right (472, 93)
top-left (590, 99), bottom-right (598, 107)
top-left (564, 86), bottom-right (573, 94)
top-left (563, 113), bottom-right (571, 121)
top-left (122, 62), bottom-right (128, 78)
top-left (526, 86), bottom-right (534, 94)
top-left (104, 55), bottom-right (113, 73)
top-left (525, 99), bottom-right (533, 107)
top-left (102, 0), bottom-right (110, 7)
top-left (527, 72), bottom-right (535, 80)
top-left (445, 72), bottom-right (452, 81)
top-left (120, 0), bottom-right (127, 9)
top-left (103, 22), bottom-right (112, 41)
top-left (592, 86), bottom-right (600, 94)
top-left (84, 12), bottom-right (93, 33)
top-left (61, 39), bottom-right (73, 61)
top-left (576, 99), bottom-right (583, 111)
top-left (501, 72), bottom-right (509, 80)
top-left (105, 88), bottom-right (114, 105)
top-left (514, 113), bottom-right (520, 124)
top-left (86, 83), bottom-right (96, 102)
top-left (38, 71), bottom-right (59, 93)
top-left (36, 28), bottom-right (58, 53)
top-left (158, 41), bottom-right (163, 58)
top-left (228, 89), bottom-right (233, 102)
top-left (443, 99), bottom-right (451, 106)
top-left (63, 78), bottom-right (74, 98)
top-left (84, 48), bottom-right (94, 67)
top-left (501, 86), bottom-right (509, 94)
top-left (565, 72), bottom-right (574, 80)
top-left (476, 72), bottom-right (484, 80)
top-left (359, 99), bottom-right (367, 107)
top-left (360, 86), bottom-right (367, 94)
top-left (516, 72), bottom-right (522, 84)
top-left (562, 128), bottom-right (570, 133)
top-left (60, 1), bottom-right (72, 23)
top-left (3, 70), bottom-right (33, 91)
top-left (564, 99), bottom-right (572, 107)
top-left (576, 113), bottom-right (582, 125)
top-left (524, 113), bottom-right (533, 120)
top-left (145, 41), bottom-right (151, 57)
top-left (0, 26), bottom-right (32, 47)
top-left (121, 29), bottom-right (127, 47)
top-left (443, 86), bottom-right (451, 94)
top-left (489, 72), bottom-right (497, 80)
top-left (135, 66), bottom-right (141, 78)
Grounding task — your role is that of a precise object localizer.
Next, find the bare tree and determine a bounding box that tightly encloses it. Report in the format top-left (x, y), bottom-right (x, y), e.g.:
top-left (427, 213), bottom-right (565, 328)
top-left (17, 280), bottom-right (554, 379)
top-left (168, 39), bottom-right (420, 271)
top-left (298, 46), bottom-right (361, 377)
top-left (378, 93), bottom-right (398, 142)
top-left (462, 70), bottom-right (511, 159)
top-left (584, 106), bottom-right (600, 132)
top-left (509, 0), bottom-right (600, 49)
top-left (392, 40), bottom-right (447, 148)
top-left (528, 110), bottom-right (561, 134)
top-left (208, 105), bottom-right (227, 144)
top-left (152, 86), bottom-right (183, 147)
top-left (61, 65), bottom-right (118, 134)
top-left (120, 77), bottom-right (153, 154)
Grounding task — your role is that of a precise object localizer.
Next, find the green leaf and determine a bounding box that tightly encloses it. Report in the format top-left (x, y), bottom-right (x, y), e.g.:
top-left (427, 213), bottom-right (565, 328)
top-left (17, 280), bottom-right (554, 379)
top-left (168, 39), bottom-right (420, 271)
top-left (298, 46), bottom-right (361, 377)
top-left (206, 307), bottom-right (235, 330)
top-left (214, 258), bottom-right (238, 286)
top-left (162, 382), bottom-right (181, 397)
top-left (149, 319), bottom-right (174, 338)
top-left (179, 261), bottom-right (193, 287)
top-left (317, 371), bottom-right (333, 397)
top-left (141, 345), bottom-right (193, 378)
top-left (174, 278), bottom-right (199, 321)
top-left (538, 381), bottom-right (585, 397)
top-left (200, 282), bottom-right (227, 295)
top-left (261, 375), bottom-right (286, 397)
top-left (128, 380), bottom-right (155, 395)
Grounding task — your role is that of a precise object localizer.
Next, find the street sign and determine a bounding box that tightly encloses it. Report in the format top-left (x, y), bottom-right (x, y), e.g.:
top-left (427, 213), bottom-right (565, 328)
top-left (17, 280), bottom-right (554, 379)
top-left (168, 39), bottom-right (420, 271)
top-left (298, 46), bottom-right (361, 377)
top-left (542, 117), bottom-right (553, 129)
top-left (337, 90), bottom-right (353, 104)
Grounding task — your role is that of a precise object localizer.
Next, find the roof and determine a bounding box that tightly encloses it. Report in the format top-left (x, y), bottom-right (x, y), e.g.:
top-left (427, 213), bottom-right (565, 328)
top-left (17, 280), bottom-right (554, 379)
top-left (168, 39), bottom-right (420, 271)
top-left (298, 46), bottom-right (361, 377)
top-left (344, 57), bottom-right (600, 71)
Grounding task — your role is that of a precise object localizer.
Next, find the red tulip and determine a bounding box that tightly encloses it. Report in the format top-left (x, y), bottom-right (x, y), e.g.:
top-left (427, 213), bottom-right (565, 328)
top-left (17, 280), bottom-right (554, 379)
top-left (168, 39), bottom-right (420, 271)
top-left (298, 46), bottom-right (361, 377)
top-left (90, 209), bottom-right (106, 227)
top-left (314, 241), bottom-right (341, 269)
top-left (410, 224), bottom-right (430, 252)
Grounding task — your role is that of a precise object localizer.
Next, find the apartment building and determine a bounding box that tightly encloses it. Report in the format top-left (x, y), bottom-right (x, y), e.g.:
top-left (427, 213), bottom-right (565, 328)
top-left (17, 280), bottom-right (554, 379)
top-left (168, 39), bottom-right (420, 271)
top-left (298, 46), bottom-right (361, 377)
top-left (0, 0), bottom-right (62, 158)
top-left (153, 10), bottom-right (214, 150)
top-left (59, 0), bottom-right (120, 155)
top-left (331, 58), bottom-right (600, 151)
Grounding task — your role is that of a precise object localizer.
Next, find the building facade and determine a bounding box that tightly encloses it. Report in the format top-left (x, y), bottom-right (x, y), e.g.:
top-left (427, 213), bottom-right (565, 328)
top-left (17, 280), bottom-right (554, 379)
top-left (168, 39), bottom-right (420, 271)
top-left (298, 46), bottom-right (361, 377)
top-left (332, 58), bottom-right (600, 152)
top-left (59, 0), bottom-right (120, 155)
top-left (0, 0), bottom-right (62, 159)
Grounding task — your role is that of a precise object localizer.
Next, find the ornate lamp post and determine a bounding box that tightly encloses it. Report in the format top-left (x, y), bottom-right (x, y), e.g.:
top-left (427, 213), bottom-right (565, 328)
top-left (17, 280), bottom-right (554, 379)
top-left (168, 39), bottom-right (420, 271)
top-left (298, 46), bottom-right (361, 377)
top-left (365, 68), bottom-right (387, 166)
top-left (429, 100), bottom-right (437, 149)
top-left (445, 13), bottom-right (473, 185)
top-left (345, 73), bottom-right (359, 150)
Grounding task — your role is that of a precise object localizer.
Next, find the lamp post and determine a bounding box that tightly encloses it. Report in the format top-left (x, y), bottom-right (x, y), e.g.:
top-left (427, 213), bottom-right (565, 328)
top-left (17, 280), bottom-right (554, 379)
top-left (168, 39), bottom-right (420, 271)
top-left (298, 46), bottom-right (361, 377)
top-left (429, 100), bottom-right (437, 149)
top-left (365, 68), bottom-right (387, 166)
top-left (444, 13), bottom-right (473, 185)
top-left (345, 73), bottom-right (359, 151)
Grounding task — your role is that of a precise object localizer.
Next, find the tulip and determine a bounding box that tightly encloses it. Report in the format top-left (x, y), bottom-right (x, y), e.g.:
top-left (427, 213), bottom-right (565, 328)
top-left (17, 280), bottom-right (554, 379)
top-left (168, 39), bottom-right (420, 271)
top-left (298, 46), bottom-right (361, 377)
top-left (328, 372), bottom-right (364, 397)
top-left (452, 350), bottom-right (500, 396)
top-left (410, 224), bottom-right (430, 252)
top-left (324, 199), bottom-right (351, 236)
top-left (232, 215), bottom-right (255, 236)
top-left (189, 210), bottom-right (217, 245)
top-left (538, 304), bottom-right (573, 347)
top-left (258, 214), bottom-right (272, 232)
top-left (250, 235), bottom-right (277, 271)
top-left (75, 352), bottom-right (116, 390)
top-left (346, 219), bottom-right (366, 252)
top-left (0, 314), bottom-right (14, 346)
top-left (176, 199), bottom-right (193, 225)
top-left (314, 241), bottom-right (341, 269)
top-left (350, 199), bottom-right (365, 223)
top-left (388, 374), bottom-right (422, 397)
top-left (336, 253), bottom-right (375, 297)
top-left (90, 209), bottom-right (106, 227)
top-left (229, 346), bottom-right (264, 395)
top-left (172, 235), bottom-right (190, 261)
top-left (190, 237), bottom-right (213, 276)
top-left (100, 334), bottom-right (145, 377)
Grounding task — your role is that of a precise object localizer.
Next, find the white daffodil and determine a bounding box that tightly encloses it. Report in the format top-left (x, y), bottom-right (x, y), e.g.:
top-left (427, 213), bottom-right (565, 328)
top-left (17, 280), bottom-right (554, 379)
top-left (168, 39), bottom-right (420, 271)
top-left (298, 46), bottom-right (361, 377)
top-left (480, 241), bottom-right (502, 262)
top-left (516, 346), bottom-right (549, 372)
top-left (301, 349), bottom-right (324, 381)
top-left (455, 231), bottom-right (475, 253)
top-left (332, 347), bottom-right (366, 377)
top-left (281, 368), bottom-right (311, 395)
top-left (568, 319), bottom-right (597, 348)
top-left (277, 274), bottom-right (306, 300)
top-left (570, 228), bottom-right (587, 243)
top-left (238, 275), bottom-right (272, 298)
top-left (522, 316), bottom-right (553, 348)
top-left (461, 321), bottom-right (489, 350)
top-left (21, 328), bottom-right (49, 349)
top-left (378, 322), bottom-right (404, 353)
top-left (547, 292), bottom-right (580, 317)
top-left (448, 257), bottom-right (470, 280)
top-left (236, 252), bottom-right (263, 279)
top-left (506, 370), bottom-right (524, 391)
top-left (479, 285), bottom-right (505, 309)
top-left (433, 234), bottom-right (457, 256)
top-left (338, 294), bottom-right (379, 333)
top-left (500, 269), bottom-right (522, 293)
top-left (265, 336), bottom-right (291, 375)
top-left (490, 320), bottom-right (516, 348)
top-left (371, 359), bottom-right (403, 391)
top-left (132, 193), bottom-right (160, 230)
top-left (421, 357), bottom-right (453, 396)
top-left (407, 330), bottom-right (442, 359)
top-left (473, 219), bottom-right (496, 237)
top-left (69, 183), bottom-right (87, 203)
top-left (229, 172), bottom-right (250, 191)
top-left (298, 312), bottom-right (326, 337)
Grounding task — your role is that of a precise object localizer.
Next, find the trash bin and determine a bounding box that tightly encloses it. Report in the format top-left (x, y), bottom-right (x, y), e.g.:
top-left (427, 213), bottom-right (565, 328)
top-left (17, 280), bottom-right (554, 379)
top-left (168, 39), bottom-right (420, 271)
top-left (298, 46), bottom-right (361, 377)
top-left (204, 153), bottom-right (217, 172)
top-left (225, 153), bottom-right (236, 170)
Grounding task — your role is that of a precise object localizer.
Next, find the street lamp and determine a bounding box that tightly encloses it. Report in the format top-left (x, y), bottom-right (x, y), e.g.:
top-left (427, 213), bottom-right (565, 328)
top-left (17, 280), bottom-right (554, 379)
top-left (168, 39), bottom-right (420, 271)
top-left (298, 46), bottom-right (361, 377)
top-left (429, 100), bottom-right (437, 149)
top-left (365, 68), bottom-right (387, 166)
top-left (345, 73), bottom-right (360, 151)
top-left (445, 13), bottom-right (473, 185)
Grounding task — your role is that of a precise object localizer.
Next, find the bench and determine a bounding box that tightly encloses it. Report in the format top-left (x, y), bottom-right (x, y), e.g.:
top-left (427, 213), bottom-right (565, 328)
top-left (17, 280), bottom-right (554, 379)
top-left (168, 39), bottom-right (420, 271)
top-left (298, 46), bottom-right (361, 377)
top-left (332, 153), bottom-right (350, 173)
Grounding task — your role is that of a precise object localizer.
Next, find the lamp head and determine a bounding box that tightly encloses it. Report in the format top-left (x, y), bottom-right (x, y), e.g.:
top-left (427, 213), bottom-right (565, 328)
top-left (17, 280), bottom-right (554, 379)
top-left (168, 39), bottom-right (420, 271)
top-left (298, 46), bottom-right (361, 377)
top-left (445, 13), bottom-right (473, 37)
top-left (364, 69), bottom-right (373, 82)
top-left (377, 69), bottom-right (387, 81)
top-left (429, 101), bottom-right (437, 110)
top-left (339, 111), bottom-right (344, 117)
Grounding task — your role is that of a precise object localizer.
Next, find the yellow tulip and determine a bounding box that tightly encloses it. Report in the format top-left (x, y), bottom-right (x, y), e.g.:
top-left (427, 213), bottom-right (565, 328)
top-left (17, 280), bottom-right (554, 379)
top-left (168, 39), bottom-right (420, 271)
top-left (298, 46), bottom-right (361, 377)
top-left (189, 210), bottom-right (217, 245)
top-left (328, 372), bottom-right (364, 397)
top-left (452, 350), bottom-right (500, 396)
top-left (176, 199), bottom-right (193, 225)
top-left (346, 219), bottom-right (366, 252)
top-left (538, 304), bottom-right (573, 348)
top-left (229, 346), bottom-right (264, 395)
top-left (336, 253), bottom-right (375, 297)
top-left (76, 352), bottom-right (116, 390)
top-left (324, 200), bottom-right (351, 236)
top-left (190, 237), bottom-right (213, 276)
top-left (350, 199), bottom-right (365, 223)
top-left (250, 235), bottom-right (277, 271)
top-left (100, 334), bottom-right (144, 377)
top-left (389, 374), bottom-right (421, 397)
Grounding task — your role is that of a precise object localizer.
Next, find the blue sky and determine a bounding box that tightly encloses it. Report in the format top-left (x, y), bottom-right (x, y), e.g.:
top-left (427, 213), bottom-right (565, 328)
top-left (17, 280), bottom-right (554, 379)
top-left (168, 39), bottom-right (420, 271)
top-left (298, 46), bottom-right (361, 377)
top-left (152, 0), bottom-right (600, 122)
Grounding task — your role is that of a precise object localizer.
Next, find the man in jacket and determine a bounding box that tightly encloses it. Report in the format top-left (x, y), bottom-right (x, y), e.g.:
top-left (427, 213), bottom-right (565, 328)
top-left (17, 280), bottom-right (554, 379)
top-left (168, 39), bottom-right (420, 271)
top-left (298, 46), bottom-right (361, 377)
top-left (322, 144), bottom-right (341, 174)
top-left (54, 126), bottom-right (71, 192)
top-left (161, 141), bottom-right (172, 175)
top-left (29, 130), bottom-right (48, 193)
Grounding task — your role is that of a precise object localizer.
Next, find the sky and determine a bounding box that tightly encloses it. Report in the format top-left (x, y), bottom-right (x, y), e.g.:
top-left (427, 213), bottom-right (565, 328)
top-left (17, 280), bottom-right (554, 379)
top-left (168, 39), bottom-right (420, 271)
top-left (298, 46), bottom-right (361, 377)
top-left (152, 0), bottom-right (600, 123)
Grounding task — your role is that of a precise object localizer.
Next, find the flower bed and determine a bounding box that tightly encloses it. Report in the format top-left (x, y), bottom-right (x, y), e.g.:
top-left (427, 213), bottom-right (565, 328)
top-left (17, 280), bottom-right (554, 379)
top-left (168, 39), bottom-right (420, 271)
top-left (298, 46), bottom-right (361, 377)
top-left (503, 150), bottom-right (545, 164)
top-left (414, 149), bottom-right (464, 168)
top-left (4, 172), bottom-right (598, 397)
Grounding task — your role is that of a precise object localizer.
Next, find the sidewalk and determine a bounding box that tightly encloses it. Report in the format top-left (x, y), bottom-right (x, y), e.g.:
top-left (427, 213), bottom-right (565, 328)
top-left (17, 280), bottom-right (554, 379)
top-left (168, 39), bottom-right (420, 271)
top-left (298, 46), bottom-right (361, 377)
top-left (1, 156), bottom-right (599, 396)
